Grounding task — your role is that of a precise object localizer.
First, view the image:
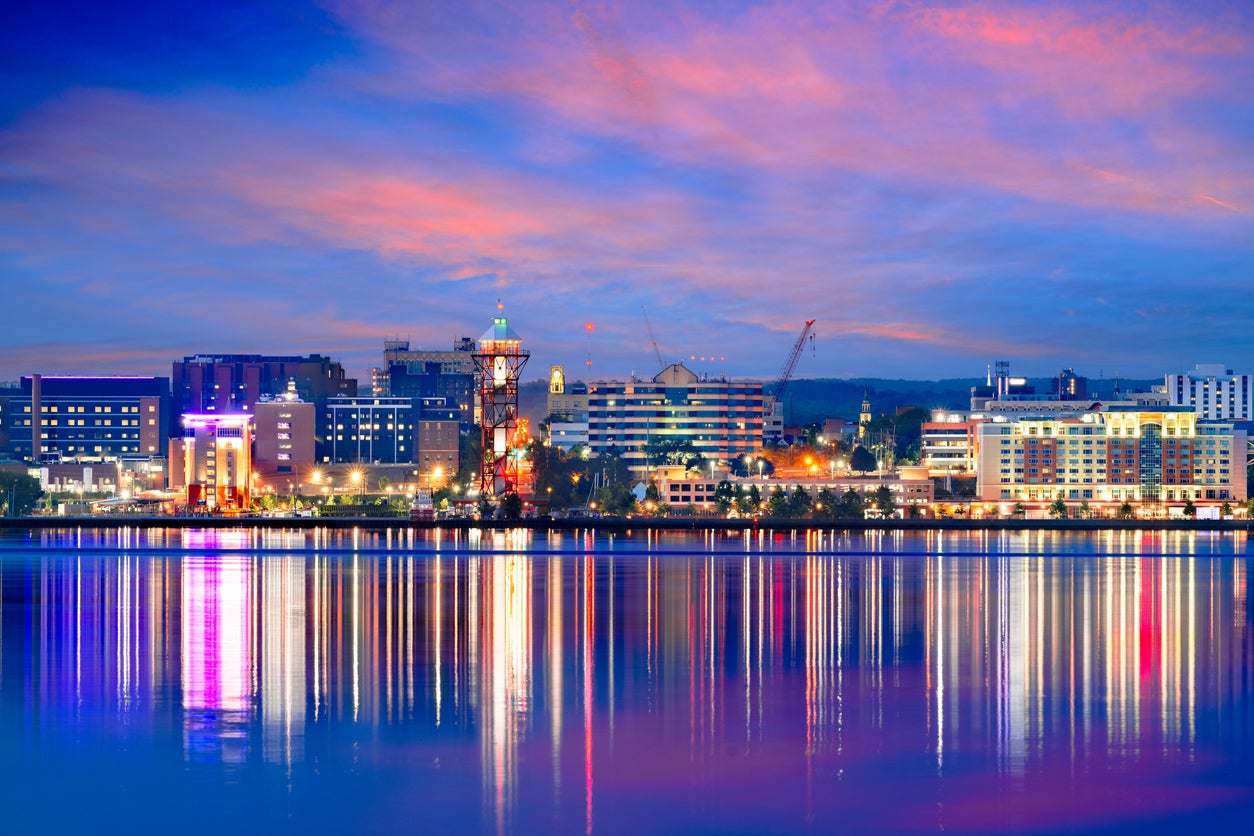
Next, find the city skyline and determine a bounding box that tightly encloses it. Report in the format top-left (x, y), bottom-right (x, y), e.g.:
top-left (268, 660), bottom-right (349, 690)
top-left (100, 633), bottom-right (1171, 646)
top-left (3, 1), bottom-right (1252, 384)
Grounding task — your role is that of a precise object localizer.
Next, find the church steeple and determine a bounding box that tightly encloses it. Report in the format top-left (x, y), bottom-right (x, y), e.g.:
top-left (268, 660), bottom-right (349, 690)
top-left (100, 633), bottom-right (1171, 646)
top-left (859, 387), bottom-right (872, 439)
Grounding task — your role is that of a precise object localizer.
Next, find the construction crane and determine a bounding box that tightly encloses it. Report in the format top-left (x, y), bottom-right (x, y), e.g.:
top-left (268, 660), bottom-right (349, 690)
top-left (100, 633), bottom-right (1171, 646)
top-left (641, 306), bottom-right (665, 371)
top-left (771, 319), bottom-right (816, 414)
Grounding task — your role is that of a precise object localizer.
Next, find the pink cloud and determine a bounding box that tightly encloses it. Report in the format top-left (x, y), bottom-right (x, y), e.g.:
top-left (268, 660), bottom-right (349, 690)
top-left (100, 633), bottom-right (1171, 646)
top-left (324, 1), bottom-right (1253, 218)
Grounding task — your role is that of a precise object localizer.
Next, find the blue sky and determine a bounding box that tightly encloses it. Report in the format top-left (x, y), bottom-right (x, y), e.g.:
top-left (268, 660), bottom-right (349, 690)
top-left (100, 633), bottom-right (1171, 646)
top-left (2, 0), bottom-right (1252, 384)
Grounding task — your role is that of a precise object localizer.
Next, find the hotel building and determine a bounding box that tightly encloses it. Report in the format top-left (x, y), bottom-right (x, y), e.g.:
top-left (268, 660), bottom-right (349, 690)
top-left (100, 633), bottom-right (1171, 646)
top-left (974, 408), bottom-right (1246, 512)
top-left (1166, 363), bottom-right (1252, 420)
top-left (588, 364), bottom-right (763, 475)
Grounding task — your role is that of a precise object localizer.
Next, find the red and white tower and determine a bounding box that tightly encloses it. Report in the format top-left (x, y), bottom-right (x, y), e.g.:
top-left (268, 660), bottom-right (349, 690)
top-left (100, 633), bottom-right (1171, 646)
top-left (472, 307), bottom-right (530, 498)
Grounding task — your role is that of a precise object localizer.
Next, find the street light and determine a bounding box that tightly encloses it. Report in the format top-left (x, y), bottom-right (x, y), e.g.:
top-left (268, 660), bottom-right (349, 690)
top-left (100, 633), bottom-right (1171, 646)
top-left (350, 470), bottom-right (363, 502)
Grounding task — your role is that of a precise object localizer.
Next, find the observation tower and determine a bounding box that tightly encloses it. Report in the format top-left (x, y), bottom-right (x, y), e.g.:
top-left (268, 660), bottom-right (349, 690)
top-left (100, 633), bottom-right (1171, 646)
top-left (472, 307), bottom-right (530, 498)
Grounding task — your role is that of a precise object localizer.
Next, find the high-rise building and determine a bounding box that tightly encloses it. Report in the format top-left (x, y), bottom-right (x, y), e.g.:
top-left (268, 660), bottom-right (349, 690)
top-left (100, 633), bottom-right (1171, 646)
top-left (1167, 363), bottom-right (1252, 421)
top-left (171, 354), bottom-right (355, 419)
top-left (1053, 368), bottom-right (1088, 400)
top-left (383, 337), bottom-right (476, 427)
top-left (0, 375), bottom-right (170, 463)
top-left (588, 363), bottom-right (763, 476)
top-left (974, 408), bottom-right (1246, 512)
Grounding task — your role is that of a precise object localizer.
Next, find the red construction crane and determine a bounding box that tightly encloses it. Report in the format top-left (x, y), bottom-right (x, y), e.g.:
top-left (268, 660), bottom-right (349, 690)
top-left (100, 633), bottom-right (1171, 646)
top-left (772, 319), bottom-right (816, 409)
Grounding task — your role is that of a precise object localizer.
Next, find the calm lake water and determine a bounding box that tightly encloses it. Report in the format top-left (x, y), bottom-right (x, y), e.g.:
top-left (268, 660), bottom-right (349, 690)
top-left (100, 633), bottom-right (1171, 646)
top-left (0, 526), bottom-right (1251, 834)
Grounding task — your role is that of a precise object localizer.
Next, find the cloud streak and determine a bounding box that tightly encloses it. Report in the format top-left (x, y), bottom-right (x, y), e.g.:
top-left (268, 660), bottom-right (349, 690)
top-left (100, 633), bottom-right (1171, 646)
top-left (1, 1), bottom-right (1252, 382)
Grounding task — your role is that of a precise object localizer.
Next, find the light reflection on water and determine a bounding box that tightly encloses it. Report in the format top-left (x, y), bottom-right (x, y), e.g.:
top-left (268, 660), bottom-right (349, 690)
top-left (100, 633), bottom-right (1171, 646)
top-left (0, 527), bottom-right (1251, 833)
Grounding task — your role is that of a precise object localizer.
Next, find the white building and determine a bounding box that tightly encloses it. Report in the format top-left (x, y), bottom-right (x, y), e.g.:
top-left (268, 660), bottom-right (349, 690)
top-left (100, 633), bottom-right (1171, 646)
top-left (1167, 363), bottom-right (1252, 421)
top-left (588, 364), bottom-right (763, 476)
top-left (547, 420), bottom-right (589, 452)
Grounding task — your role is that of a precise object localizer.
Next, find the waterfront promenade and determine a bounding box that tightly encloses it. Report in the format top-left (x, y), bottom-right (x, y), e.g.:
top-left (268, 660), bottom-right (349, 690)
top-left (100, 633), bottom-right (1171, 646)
top-left (2, 514), bottom-right (1250, 533)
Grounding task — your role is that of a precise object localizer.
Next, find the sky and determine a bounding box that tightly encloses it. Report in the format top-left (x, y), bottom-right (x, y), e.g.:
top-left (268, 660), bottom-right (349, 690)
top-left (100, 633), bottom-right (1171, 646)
top-left (1, 0), bottom-right (1252, 385)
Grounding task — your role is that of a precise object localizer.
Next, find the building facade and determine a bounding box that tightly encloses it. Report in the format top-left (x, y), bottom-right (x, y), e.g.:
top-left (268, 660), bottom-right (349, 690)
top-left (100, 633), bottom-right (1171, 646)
top-left (974, 408), bottom-right (1246, 512)
top-left (0, 375), bottom-right (170, 464)
top-left (1167, 363), bottom-right (1252, 420)
top-left (384, 337), bottom-right (476, 427)
top-left (548, 420), bottom-right (590, 452)
top-left (320, 397), bottom-right (416, 464)
top-left (416, 397), bottom-right (459, 486)
top-left (172, 354), bottom-right (355, 417)
top-left (546, 365), bottom-right (589, 422)
top-left (921, 412), bottom-right (984, 474)
top-left (588, 364), bottom-right (763, 475)
top-left (253, 392), bottom-right (316, 483)
top-left (171, 413), bottom-right (253, 511)
top-left (657, 468), bottom-right (934, 513)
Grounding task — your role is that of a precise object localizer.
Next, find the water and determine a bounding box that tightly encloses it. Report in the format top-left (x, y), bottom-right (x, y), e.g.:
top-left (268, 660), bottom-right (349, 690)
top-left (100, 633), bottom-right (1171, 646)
top-left (1, 526), bottom-right (1251, 833)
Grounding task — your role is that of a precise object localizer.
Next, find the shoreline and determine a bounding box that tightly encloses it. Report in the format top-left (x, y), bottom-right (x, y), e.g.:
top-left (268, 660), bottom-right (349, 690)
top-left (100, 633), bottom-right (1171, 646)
top-left (1, 515), bottom-right (1251, 534)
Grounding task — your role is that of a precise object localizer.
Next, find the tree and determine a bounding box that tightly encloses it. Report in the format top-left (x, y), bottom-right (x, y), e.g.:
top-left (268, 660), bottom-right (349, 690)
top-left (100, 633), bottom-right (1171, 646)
top-left (1012, 501), bottom-right (1026, 518)
top-left (1117, 500), bottom-right (1134, 519)
top-left (500, 493), bottom-right (523, 519)
top-left (645, 437), bottom-right (704, 470)
top-left (849, 445), bottom-right (877, 474)
top-left (1049, 497), bottom-right (1067, 519)
top-left (838, 488), bottom-right (865, 519)
top-left (787, 485), bottom-right (813, 517)
top-left (872, 485), bottom-right (896, 519)
top-left (0, 472), bottom-right (43, 517)
top-left (594, 483), bottom-right (638, 516)
top-left (1078, 499), bottom-right (1091, 520)
top-left (713, 480), bottom-right (736, 514)
top-left (738, 484), bottom-right (762, 515)
top-left (814, 487), bottom-right (839, 519)
top-left (1182, 498), bottom-right (1196, 518)
top-left (767, 486), bottom-right (789, 517)
top-left (1221, 500), bottom-right (1232, 519)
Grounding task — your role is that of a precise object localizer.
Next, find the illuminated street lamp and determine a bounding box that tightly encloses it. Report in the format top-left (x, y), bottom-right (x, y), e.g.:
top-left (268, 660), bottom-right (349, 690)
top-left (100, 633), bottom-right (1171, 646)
top-left (350, 470), bottom-right (363, 502)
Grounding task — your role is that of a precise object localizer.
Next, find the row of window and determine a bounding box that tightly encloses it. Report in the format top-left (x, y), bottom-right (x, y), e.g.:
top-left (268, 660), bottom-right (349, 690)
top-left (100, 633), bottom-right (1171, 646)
top-left (22, 404), bottom-right (154, 413)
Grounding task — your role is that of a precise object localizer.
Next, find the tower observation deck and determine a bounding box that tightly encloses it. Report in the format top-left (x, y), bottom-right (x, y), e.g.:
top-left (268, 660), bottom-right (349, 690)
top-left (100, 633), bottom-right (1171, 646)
top-left (471, 312), bottom-right (530, 498)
